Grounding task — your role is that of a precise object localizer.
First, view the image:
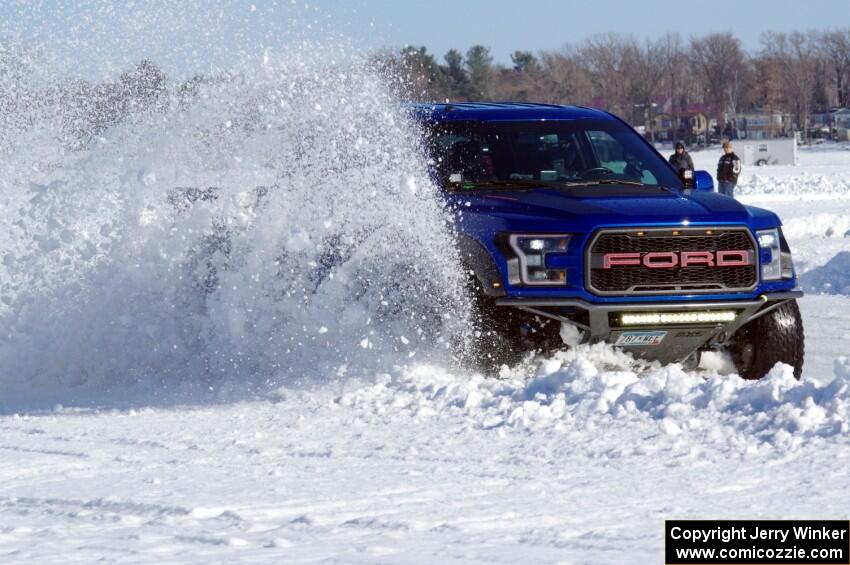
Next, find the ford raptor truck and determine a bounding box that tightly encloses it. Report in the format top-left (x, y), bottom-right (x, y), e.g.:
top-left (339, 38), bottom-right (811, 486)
top-left (413, 103), bottom-right (804, 379)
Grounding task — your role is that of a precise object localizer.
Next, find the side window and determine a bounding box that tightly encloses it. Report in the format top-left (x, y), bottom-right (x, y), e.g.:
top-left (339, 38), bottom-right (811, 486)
top-left (586, 130), bottom-right (658, 184)
top-left (425, 130), bottom-right (469, 184)
top-left (428, 130), bottom-right (494, 185)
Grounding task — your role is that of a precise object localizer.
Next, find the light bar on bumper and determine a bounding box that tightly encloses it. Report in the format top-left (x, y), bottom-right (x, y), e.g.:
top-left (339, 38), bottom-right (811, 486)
top-left (507, 234), bottom-right (570, 285)
top-left (620, 310), bottom-right (738, 326)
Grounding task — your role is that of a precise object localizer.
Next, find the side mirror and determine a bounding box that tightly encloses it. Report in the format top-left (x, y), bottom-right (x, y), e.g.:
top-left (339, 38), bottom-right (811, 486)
top-left (693, 170), bottom-right (714, 192)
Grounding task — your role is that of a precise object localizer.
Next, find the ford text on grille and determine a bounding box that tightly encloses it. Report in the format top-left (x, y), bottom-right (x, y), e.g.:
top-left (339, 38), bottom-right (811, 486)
top-left (602, 250), bottom-right (753, 269)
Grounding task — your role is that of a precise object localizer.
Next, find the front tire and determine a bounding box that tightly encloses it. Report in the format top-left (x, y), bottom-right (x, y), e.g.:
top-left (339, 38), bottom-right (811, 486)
top-left (465, 278), bottom-right (523, 372)
top-left (728, 299), bottom-right (805, 380)
top-left (463, 276), bottom-right (562, 374)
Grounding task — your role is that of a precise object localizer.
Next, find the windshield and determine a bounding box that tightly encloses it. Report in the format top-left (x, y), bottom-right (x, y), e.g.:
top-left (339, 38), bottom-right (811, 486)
top-left (425, 119), bottom-right (682, 190)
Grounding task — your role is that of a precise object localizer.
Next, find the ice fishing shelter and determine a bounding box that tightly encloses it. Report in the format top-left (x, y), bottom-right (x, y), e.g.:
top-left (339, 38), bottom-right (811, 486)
top-left (741, 138), bottom-right (797, 166)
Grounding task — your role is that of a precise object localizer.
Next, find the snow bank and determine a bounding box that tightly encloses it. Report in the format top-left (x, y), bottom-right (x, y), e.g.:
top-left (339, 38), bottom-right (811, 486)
top-left (333, 347), bottom-right (850, 452)
top-left (801, 252), bottom-right (850, 295)
top-left (689, 146), bottom-right (850, 200)
top-left (783, 213), bottom-right (850, 240)
top-left (0, 44), bottom-right (467, 403)
top-left (736, 172), bottom-right (850, 198)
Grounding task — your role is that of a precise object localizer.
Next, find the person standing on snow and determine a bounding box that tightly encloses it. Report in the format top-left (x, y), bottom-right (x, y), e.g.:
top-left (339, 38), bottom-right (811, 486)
top-left (716, 140), bottom-right (742, 197)
top-left (668, 141), bottom-right (694, 185)
top-left (669, 141), bottom-right (694, 174)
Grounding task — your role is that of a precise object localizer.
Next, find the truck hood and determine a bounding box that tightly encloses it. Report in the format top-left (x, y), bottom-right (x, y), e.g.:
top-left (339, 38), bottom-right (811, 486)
top-left (450, 185), bottom-right (780, 230)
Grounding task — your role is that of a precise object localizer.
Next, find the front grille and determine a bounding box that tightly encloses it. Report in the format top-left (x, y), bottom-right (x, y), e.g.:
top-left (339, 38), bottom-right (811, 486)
top-left (586, 228), bottom-right (758, 295)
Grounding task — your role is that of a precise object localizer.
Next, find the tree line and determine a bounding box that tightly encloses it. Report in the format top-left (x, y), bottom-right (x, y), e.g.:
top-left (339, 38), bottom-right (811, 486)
top-left (5, 30), bottom-right (850, 149)
top-left (379, 30), bottom-right (850, 140)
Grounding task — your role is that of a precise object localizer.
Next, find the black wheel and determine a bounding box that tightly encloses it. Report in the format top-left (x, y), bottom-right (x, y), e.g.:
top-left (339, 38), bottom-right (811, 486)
top-left (461, 275), bottom-right (561, 374)
top-left (463, 276), bottom-right (523, 373)
top-left (728, 299), bottom-right (805, 380)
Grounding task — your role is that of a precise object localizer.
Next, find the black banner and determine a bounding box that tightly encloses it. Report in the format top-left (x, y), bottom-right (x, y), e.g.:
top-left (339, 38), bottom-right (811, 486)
top-left (665, 520), bottom-right (850, 564)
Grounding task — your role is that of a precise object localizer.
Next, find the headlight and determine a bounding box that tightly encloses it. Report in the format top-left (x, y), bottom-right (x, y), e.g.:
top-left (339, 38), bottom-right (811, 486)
top-left (507, 234), bottom-right (570, 285)
top-left (757, 228), bottom-right (794, 281)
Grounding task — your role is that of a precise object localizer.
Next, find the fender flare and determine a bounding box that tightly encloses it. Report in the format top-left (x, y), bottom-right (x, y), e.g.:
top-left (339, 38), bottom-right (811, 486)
top-left (457, 235), bottom-right (506, 297)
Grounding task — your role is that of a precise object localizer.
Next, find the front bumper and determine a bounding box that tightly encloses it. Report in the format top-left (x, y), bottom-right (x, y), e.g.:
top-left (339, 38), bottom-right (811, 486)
top-left (495, 290), bottom-right (803, 364)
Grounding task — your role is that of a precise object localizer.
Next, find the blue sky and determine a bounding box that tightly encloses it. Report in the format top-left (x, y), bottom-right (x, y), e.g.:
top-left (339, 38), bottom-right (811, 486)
top-left (3, 0), bottom-right (850, 79)
top-left (356, 0), bottom-right (850, 58)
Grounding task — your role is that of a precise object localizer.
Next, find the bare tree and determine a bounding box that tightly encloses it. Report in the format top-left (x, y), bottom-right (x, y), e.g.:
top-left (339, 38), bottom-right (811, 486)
top-left (489, 51), bottom-right (540, 102)
top-left (580, 34), bottom-right (638, 116)
top-left (762, 31), bottom-right (818, 139)
top-left (818, 29), bottom-right (850, 107)
top-left (750, 52), bottom-right (783, 135)
top-left (629, 38), bottom-right (670, 140)
top-left (488, 64), bottom-right (531, 101)
top-left (659, 34), bottom-right (686, 119)
top-left (535, 48), bottom-right (594, 105)
top-left (689, 33), bottom-right (748, 124)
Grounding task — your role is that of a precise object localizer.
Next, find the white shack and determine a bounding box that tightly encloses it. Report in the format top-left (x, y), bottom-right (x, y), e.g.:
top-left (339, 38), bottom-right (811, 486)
top-left (740, 138), bottom-right (797, 166)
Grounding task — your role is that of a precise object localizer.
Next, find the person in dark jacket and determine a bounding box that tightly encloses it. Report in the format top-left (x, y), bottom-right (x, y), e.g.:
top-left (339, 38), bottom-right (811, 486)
top-left (716, 141), bottom-right (742, 197)
top-left (668, 142), bottom-right (694, 178)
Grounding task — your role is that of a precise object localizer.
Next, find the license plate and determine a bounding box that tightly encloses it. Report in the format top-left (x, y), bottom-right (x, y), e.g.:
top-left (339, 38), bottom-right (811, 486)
top-left (615, 330), bottom-right (667, 347)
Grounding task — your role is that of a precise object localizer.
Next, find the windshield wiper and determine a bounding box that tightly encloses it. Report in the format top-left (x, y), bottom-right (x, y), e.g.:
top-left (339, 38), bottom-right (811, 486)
top-left (562, 179), bottom-right (649, 187)
top-left (565, 179), bottom-right (684, 195)
top-left (452, 178), bottom-right (677, 193)
top-left (451, 179), bottom-right (563, 191)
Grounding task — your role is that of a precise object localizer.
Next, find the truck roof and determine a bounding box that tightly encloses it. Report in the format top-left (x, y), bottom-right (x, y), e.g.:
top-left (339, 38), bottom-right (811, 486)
top-left (410, 102), bottom-right (616, 123)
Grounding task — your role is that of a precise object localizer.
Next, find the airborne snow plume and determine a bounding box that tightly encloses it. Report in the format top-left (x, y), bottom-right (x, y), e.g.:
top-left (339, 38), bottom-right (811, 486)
top-left (0, 42), bottom-right (467, 405)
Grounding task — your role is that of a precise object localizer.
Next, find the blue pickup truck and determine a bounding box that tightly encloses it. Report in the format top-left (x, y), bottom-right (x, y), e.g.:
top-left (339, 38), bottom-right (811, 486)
top-left (413, 103), bottom-right (803, 379)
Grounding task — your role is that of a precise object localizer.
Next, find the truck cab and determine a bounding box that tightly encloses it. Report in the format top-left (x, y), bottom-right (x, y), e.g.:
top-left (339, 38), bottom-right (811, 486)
top-left (413, 103), bottom-right (804, 378)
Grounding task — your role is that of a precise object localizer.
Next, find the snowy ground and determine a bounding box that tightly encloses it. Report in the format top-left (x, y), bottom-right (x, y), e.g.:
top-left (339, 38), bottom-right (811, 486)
top-left (2, 147), bottom-right (850, 563)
